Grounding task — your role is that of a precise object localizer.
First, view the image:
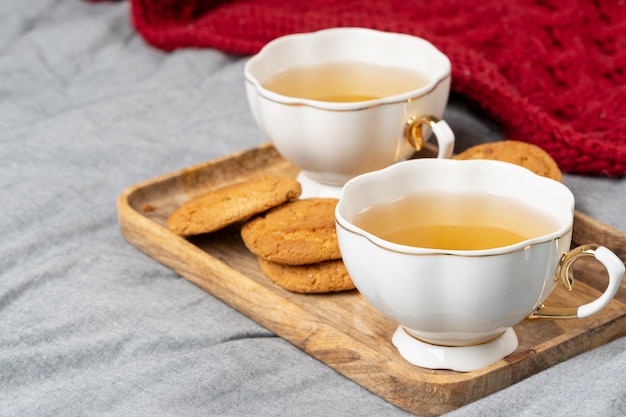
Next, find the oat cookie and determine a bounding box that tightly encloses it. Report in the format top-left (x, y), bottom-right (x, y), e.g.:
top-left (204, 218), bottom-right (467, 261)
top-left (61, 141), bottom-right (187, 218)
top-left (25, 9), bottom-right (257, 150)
top-left (241, 198), bottom-right (340, 265)
top-left (167, 175), bottom-right (302, 236)
top-left (453, 140), bottom-right (563, 182)
top-left (258, 257), bottom-right (354, 293)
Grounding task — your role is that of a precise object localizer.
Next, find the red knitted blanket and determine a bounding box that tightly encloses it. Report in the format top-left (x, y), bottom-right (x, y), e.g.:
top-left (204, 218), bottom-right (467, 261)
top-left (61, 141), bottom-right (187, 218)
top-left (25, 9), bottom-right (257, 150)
top-left (128, 0), bottom-right (626, 177)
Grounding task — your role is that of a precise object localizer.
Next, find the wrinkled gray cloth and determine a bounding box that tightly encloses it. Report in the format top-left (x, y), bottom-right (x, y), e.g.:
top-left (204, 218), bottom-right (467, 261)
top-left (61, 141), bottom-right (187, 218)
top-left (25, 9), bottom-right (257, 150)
top-left (1, 1), bottom-right (625, 416)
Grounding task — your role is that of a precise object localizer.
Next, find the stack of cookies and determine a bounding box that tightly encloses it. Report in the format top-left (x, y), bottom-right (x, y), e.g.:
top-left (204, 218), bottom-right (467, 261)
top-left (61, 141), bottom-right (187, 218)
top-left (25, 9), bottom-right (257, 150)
top-left (241, 198), bottom-right (354, 293)
top-left (166, 175), bottom-right (354, 294)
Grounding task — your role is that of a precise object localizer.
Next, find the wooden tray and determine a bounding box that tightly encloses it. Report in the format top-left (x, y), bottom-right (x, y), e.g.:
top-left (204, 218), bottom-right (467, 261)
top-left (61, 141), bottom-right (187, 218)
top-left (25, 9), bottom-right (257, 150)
top-left (117, 143), bottom-right (626, 417)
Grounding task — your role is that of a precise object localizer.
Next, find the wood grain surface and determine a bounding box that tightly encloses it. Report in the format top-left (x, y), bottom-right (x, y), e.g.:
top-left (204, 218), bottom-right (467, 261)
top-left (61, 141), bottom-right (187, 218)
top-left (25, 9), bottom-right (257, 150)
top-left (117, 143), bottom-right (626, 417)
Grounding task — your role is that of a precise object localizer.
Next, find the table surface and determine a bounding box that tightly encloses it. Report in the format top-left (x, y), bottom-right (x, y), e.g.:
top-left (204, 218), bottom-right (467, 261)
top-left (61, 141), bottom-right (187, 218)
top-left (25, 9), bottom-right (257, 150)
top-left (1, 1), bottom-right (625, 416)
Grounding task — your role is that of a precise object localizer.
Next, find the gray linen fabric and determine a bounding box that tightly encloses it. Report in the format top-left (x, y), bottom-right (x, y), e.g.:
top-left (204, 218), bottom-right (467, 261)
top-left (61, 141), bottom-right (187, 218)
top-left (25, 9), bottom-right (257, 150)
top-left (1, 1), bottom-right (624, 416)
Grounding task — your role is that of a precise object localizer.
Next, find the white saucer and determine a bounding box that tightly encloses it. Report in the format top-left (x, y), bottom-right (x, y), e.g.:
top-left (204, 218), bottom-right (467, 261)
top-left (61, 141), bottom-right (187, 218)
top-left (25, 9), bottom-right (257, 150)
top-left (297, 172), bottom-right (343, 199)
top-left (392, 326), bottom-right (518, 372)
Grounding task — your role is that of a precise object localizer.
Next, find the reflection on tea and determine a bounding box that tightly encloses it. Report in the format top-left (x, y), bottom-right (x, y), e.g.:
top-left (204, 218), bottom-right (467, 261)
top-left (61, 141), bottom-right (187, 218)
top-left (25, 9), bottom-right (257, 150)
top-left (353, 192), bottom-right (560, 250)
top-left (262, 62), bottom-right (429, 102)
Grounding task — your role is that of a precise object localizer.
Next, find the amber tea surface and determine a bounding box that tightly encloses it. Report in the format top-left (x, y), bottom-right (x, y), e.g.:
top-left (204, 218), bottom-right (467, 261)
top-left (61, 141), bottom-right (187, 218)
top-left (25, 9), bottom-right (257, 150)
top-left (353, 192), bottom-right (560, 250)
top-left (262, 62), bottom-right (430, 102)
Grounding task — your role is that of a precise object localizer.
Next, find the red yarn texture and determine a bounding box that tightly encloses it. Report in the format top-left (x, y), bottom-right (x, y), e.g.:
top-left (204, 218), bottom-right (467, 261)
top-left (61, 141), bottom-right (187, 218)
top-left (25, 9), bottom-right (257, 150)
top-left (129, 0), bottom-right (626, 177)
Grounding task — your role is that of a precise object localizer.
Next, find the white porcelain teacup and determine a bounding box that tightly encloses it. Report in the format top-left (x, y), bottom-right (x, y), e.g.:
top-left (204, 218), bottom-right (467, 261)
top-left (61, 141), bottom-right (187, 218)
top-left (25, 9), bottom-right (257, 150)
top-left (335, 158), bottom-right (625, 372)
top-left (245, 28), bottom-right (454, 196)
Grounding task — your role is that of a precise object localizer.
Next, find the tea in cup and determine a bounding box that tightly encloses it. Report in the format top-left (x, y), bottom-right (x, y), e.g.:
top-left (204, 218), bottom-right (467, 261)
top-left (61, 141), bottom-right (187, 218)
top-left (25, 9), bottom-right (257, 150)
top-left (335, 158), bottom-right (624, 372)
top-left (245, 28), bottom-right (455, 196)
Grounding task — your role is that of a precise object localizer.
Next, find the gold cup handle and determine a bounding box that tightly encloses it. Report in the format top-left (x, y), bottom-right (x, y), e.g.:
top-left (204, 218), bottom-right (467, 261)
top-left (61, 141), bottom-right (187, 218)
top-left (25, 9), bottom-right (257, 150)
top-left (528, 244), bottom-right (625, 320)
top-left (404, 115), bottom-right (455, 159)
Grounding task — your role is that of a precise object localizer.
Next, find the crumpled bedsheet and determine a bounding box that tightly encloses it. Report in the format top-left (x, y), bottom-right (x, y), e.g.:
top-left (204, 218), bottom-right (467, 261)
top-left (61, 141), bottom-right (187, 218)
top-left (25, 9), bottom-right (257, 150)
top-left (1, 1), bottom-right (625, 416)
